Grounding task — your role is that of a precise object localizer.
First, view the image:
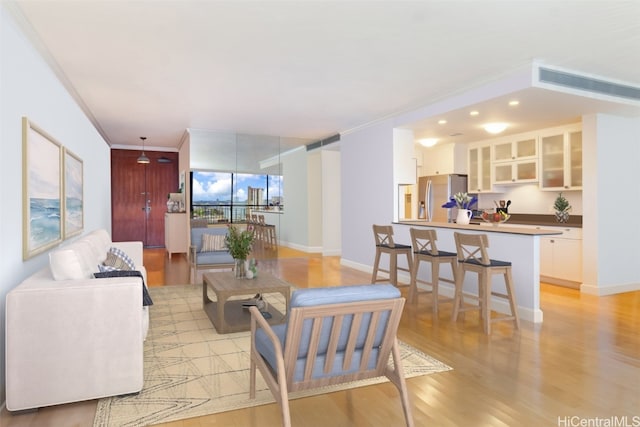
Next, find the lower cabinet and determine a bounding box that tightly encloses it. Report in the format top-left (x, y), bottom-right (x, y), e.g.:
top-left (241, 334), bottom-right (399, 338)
top-left (165, 212), bottom-right (188, 258)
top-left (540, 227), bottom-right (582, 288)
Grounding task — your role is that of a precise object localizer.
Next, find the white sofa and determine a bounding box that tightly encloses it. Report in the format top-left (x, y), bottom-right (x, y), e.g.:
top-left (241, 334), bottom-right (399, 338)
top-left (5, 229), bottom-right (149, 411)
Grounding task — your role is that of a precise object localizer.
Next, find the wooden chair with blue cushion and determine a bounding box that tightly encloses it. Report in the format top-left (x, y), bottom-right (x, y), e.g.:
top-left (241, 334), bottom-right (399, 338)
top-left (189, 226), bottom-right (235, 283)
top-left (451, 232), bottom-right (520, 334)
top-left (249, 284), bottom-right (414, 427)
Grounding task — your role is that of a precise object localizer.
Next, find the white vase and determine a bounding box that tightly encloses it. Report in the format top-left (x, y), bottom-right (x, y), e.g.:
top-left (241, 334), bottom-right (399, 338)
top-left (456, 209), bottom-right (472, 225)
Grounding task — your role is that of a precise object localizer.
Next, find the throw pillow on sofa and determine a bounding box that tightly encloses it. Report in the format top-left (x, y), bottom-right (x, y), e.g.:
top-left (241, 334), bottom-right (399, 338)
top-left (101, 247), bottom-right (136, 271)
top-left (200, 233), bottom-right (227, 252)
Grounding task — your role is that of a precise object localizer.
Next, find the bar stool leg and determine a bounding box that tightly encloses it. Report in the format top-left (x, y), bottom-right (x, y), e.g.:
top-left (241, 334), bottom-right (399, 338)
top-left (390, 253), bottom-right (398, 286)
top-left (431, 261), bottom-right (440, 314)
top-left (452, 266), bottom-right (465, 322)
top-left (371, 249), bottom-right (382, 283)
top-left (481, 270), bottom-right (490, 334)
top-left (409, 257), bottom-right (419, 303)
top-left (504, 269), bottom-right (520, 330)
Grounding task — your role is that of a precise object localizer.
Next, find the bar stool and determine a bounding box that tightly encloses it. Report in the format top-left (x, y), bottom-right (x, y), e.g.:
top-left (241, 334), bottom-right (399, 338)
top-left (451, 232), bottom-right (520, 334)
top-left (408, 228), bottom-right (457, 314)
top-left (258, 215), bottom-right (277, 251)
top-left (251, 214), bottom-right (263, 242)
top-left (371, 225), bottom-right (413, 287)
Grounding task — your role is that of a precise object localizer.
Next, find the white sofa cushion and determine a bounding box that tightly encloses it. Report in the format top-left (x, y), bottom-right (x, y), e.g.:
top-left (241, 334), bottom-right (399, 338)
top-left (49, 242), bottom-right (95, 281)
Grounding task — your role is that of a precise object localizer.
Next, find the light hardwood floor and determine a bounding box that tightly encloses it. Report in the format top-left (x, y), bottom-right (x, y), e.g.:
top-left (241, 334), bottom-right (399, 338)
top-left (2, 246), bottom-right (639, 426)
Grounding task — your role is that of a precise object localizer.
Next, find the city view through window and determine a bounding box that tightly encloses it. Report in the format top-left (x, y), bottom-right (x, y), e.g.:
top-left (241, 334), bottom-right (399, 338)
top-left (191, 171), bottom-right (283, 223)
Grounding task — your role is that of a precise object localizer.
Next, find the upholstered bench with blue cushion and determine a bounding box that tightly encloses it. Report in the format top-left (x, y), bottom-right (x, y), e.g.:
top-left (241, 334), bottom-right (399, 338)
top-left (249, 284), bottom-right (414, 427)
top-left (189, 226), bottom-right (235, 282)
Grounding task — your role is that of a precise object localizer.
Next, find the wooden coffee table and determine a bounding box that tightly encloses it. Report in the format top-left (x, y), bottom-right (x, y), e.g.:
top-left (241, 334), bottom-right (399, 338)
top-left (202, 271), bottom-right (291, 334)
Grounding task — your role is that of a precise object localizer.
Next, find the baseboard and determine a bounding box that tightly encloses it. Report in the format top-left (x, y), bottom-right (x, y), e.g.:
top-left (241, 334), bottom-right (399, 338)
top-left (581, 281), bottom-right (640, 296)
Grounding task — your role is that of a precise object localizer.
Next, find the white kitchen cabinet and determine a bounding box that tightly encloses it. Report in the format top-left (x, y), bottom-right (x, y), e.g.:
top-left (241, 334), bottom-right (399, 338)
top-left (420, 143), bottom-right (467, 176)
top-left (467, 144), bottom-right (492, 192)
top-left (493, 159), bottom-right (538, 184)
top-left (540, 226), bottom-right (582, 287)
top-left (539, 125), bottom-right (582, 191)
top-left (165, 212), bottom-right (188, 259)
top-left (493, 137), bottom-right (537, 162)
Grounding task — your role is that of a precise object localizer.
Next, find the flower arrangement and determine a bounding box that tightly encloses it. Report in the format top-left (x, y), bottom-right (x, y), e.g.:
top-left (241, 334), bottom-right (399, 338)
top-left (225, 225), bottom-right (254, 260)
top-left (442, 192), bottom-right (478, 210)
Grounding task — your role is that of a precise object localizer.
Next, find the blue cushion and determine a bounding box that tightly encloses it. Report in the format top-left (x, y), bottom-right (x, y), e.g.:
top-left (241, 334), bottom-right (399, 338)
top-left (195, 251), bottom-right (234, 265)
top-left (255, 284), bottom-right (400, 381)
top-left (290, 284), bottom-right (400, 308)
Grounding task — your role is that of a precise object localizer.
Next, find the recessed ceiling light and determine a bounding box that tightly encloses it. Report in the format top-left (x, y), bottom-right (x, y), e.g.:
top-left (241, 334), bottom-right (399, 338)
top-left (418, 138), bottom-right (438, 147)
top-left (483, 122), bottom-right (508, 134)
top-left (509, 100), bottom-right (520, 106)
top-left (438, 119), bottom-right (447, 125)
top-left (470, 110), bottom-right (479, 116)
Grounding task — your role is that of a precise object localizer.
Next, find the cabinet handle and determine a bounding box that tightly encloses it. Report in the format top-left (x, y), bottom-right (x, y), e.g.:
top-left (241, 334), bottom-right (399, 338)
top-left (512, 178), bottom-right (515, 182)
top-left (564, 185), bottom-right (569, 189)
top-left (550, 240), bottom-right (554, 243)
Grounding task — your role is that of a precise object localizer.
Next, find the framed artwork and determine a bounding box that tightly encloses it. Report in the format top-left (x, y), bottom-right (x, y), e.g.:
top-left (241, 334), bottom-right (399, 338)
top-left (63, 147), bottom-right (83, 238)
top-left (22, 117), bottom-right (63, 259)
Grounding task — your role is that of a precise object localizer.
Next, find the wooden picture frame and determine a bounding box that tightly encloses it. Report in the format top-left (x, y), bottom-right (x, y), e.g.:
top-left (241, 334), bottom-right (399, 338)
top-left (22, 117), bottom-right (63, 259)
top-left (63, 147), bottom-right (84, 239)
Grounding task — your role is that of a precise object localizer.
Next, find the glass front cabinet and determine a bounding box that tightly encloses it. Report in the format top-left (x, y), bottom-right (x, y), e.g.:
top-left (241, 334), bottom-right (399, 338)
top-left (492, 137), bottom-right (538, 184)
top-left (468, 144), bottom-right (492, 192)
top-left (539, 126), bottom-right (582, 190)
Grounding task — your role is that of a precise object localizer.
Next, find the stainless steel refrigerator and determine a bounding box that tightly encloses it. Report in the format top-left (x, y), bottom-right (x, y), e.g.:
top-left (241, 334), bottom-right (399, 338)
top-left (418, 174), bottom-right (468, 222)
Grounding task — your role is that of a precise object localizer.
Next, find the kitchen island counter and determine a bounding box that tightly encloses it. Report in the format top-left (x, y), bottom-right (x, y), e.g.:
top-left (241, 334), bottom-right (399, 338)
top-left (394, 221), bottom-right (563, 323)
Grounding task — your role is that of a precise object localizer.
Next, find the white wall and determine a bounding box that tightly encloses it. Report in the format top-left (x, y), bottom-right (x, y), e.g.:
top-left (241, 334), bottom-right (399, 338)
top-left (0, 6), bottom-right (112, 405)
top-left (279, 147), bottom-right (309, 250)
top-left (307, 150), bottom-right (323, 251)
top-left (341, 120), bottom-right (395, 271)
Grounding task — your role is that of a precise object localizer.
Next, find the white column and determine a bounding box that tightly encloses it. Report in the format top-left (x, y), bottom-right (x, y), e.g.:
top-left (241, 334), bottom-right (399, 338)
top-left (581, 114), bottom-right (640, 295)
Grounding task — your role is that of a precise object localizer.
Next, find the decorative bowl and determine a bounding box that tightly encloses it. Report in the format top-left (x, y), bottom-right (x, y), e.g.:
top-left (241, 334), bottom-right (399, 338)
top-left (480, 211), bottom-right (510, 224)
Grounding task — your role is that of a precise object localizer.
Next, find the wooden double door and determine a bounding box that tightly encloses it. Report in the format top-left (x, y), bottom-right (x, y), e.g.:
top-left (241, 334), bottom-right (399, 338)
top-left (111, 149), bottom-right (179, 247)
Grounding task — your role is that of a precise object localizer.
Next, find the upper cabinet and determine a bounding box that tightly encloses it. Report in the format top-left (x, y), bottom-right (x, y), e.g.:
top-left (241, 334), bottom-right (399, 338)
top-left (468, 144), bottom-right (492, 192)
top-left (420, 143), bottom-right (467, 176)
top-left (492, 137), bottom-right (538, 184)
top-left (492, 138), bottom-right (537, 162)
top-left (539, 125), bottom-right (582, 191)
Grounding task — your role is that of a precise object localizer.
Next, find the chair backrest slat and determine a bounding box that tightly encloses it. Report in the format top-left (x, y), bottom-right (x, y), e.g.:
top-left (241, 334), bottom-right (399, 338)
top-left (303, 318), bottom-right (325, 382)
top-left (324, 315), bottom-right (345, 374)
top-left (359, 311), bottom-right (381, 371)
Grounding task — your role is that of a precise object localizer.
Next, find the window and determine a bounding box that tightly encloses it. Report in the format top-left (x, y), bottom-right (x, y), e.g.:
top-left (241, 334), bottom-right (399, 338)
top-left (191, 171), bottom-right (283, 223)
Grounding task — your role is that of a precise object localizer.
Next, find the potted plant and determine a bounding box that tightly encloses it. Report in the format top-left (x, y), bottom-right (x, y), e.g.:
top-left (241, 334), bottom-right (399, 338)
top-left (554, 192), bottom-right (571, 223)
top-left (225, 225), bottom-right (254, 278)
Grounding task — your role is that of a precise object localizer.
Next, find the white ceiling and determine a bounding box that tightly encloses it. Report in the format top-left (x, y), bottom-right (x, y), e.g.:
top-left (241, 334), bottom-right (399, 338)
top-left (9, 1), bottom-right (640, 152)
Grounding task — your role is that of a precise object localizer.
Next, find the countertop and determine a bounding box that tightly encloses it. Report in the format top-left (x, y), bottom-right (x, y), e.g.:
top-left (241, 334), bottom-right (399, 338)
top-left (471, 213), bottom-right (582, 228)
top-left (396, 220), bottom-right (563, 236)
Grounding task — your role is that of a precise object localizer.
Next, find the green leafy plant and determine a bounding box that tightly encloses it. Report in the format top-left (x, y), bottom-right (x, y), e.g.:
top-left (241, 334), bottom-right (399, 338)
top-left (225, 225), bottom-right (254, 260)
top-left (553, 192), bottom-right (571, 212)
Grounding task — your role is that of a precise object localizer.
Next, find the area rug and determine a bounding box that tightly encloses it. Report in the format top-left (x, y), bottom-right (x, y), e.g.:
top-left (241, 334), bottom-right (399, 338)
top-left (93, 284), bottom-right (452, 427)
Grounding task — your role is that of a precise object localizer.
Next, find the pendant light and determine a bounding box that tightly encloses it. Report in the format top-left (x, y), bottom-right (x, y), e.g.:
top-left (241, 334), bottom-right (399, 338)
top-left (137, 136), bottom-right (150, 164)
